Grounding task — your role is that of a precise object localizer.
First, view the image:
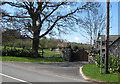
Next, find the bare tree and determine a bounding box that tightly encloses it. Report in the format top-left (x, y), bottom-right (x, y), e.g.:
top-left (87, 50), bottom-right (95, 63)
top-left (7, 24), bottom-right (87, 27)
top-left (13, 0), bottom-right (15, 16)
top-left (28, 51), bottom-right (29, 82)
top-left (77, 7), bottom-right (106, 46)
top-left (1, 2), bottom-right (100, 56)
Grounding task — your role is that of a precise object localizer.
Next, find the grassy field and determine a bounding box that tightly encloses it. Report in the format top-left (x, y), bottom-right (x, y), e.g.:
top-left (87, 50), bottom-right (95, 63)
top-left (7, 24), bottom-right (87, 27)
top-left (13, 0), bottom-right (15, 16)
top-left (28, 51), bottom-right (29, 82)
top-left (82, 64), bottom-right (119, 82)
top-left (39, 49), bottom-right (61, 57)
top-left (1, 56), bottom-right (66, 62)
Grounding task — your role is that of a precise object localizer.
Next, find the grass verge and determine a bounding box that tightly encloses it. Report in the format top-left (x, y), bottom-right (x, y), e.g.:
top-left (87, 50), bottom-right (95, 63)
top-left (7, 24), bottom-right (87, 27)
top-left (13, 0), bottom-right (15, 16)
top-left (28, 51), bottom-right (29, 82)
top-left (82, 64), bottom-right (119, 82)
top-left (1, 56), bottom-right (66, 62)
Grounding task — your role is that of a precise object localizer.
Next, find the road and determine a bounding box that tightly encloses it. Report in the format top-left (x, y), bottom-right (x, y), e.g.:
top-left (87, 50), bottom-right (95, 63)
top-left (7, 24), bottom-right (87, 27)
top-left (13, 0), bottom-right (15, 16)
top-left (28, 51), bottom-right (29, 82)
top-left (1, 61), bottom-right (98, 84)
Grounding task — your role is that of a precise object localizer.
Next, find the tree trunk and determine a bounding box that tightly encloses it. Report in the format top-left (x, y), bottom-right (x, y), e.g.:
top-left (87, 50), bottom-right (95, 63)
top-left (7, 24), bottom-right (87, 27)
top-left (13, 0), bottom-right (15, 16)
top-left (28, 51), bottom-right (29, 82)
top-left (32, 16), bottom-right (41, 57)
top-left (32, 30), bottom-right (40, 57)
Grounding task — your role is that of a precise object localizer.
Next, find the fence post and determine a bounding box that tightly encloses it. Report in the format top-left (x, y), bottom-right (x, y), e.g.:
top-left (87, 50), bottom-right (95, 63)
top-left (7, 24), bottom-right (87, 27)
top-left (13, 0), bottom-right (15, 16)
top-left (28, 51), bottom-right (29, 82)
top-left (66, 45), bottom-right (72, 62)
top-left (83, 48), bottom-right (85, 61)
top-left (42, 48), bottom-right (44, 57)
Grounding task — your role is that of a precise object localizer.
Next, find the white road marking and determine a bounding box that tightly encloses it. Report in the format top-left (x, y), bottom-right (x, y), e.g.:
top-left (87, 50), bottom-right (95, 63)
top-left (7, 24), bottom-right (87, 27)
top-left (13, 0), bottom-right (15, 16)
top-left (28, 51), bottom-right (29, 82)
top-left (0, 73), bottom-right (28, 82)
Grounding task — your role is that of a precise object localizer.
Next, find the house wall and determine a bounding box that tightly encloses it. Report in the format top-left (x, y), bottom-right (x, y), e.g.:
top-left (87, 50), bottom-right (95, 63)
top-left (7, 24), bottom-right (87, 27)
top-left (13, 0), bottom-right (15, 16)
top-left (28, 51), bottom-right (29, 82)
top-left (109, 38), bottom-right (120, 57)
top-left (96, 35), bottom-right (120, 55)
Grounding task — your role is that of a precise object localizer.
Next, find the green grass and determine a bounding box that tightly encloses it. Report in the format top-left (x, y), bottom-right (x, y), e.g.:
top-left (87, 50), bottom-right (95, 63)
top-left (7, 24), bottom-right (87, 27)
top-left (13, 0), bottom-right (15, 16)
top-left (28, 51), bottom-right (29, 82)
top-left (2, 46), bottom-right (22, 50)
top-left (82, 64), bottom-right (119, 82)
top-left (1, 56), bottom-right (66, 62)
top-left (39, 49), bottom-right (61, 57)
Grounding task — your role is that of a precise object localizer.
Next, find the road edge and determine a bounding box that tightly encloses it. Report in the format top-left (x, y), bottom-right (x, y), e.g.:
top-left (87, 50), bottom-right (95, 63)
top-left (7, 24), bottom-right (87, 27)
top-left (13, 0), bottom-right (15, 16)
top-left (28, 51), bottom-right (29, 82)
top-left (79, 66), bottom-right (103, 82)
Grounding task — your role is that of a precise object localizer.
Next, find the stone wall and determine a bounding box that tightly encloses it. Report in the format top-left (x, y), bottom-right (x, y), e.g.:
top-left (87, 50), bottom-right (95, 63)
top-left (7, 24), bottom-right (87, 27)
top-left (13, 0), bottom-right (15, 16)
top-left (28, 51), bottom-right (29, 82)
top-left (109, 38), bottom-right (120, 57)
top-left (62, 46), bottom-right (88, 62)
top-left (88, 56), bottom-right (96, 64)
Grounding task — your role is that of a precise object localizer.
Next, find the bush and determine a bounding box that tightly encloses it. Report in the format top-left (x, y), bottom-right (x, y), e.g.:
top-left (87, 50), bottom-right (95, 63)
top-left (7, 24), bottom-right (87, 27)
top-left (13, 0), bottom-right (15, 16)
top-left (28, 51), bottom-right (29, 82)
top-left (95, 55), bottom-right (120, 73)
top-left (2, 47), bottom-right (40, 58)
top-left (95, 55), bottom-right (105, 68)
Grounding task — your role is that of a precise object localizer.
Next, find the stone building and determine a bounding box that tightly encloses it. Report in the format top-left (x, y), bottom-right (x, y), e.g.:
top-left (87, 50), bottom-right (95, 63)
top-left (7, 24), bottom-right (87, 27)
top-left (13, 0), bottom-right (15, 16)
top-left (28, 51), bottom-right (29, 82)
top-left (96, 35), bottom-right (120, 56)
top-left (109, 37), bottom-right (120, 57)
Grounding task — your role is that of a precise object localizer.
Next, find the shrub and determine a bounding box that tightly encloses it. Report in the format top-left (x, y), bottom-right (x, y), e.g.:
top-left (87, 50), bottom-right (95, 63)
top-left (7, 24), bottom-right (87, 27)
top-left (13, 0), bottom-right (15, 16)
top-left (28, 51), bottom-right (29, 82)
top-left (2, 47), bottom-right (40, 58)
top-left (95, 55), bottom-right (105, 68)
top-left (95, 55), bottom-right (120, 73)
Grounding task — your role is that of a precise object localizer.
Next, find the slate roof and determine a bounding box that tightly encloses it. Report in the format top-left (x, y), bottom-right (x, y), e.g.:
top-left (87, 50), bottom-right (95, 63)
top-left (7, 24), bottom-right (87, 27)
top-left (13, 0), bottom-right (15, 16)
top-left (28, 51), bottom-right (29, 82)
top-left (109, 37), bottom-right (120, 47)
top-left (97, 35), bottom-right (120, 42)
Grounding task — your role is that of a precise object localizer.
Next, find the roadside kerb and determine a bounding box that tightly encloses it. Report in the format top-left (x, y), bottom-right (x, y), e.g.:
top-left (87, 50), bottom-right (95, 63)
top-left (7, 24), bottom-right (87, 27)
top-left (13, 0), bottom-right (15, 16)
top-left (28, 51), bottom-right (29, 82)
top-left (79, 66), bottom-right (103, 82)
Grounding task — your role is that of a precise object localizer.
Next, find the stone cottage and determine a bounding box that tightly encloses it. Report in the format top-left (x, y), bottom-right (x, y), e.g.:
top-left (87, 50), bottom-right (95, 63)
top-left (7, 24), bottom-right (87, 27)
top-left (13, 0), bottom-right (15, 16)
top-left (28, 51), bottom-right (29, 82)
top-left (96, 35), bottom-right (120, 56)
top-left (109, 37), bottom-right (120, 57)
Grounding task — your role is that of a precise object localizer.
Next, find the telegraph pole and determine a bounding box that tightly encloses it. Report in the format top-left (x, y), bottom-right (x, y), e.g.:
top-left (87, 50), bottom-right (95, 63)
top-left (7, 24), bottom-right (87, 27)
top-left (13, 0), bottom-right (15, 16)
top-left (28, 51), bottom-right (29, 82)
top-left (105, 0), bottom-right (110, 74)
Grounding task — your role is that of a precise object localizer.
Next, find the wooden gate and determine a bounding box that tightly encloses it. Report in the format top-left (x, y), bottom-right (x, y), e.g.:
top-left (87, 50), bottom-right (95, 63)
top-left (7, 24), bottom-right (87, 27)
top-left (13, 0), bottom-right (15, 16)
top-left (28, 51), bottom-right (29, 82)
top-left (71, 49), bottom-right (88, 61)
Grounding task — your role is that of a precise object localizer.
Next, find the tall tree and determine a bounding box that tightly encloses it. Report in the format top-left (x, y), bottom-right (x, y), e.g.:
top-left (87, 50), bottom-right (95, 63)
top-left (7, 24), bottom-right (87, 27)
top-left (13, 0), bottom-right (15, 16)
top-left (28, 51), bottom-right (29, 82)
top-left (1, 2), bottom-right (100, 56)
top-left (77, 6), bottom-right (106, 46)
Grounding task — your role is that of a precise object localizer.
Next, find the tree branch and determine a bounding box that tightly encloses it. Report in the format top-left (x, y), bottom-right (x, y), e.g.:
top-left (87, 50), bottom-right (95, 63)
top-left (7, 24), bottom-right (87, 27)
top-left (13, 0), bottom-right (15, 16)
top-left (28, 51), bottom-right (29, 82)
top-left (41, 2), bottom-right (64, 25)
top-left (23, 32), bottom-right (33, 40)
top-left (23, 2), bottom-right (30, 10)
top-left (36, 2), bottom-right (44, 14)
top-left (46, 2), bottom-right (66, 7)
top-left (40, 18), bottom-right (60, 38)
top-left (39, 4), bottom-right (87, 38)
top-left (2, 12), bottom-right (31, 18)
top-left (4, 2), bottom-right (26, 8)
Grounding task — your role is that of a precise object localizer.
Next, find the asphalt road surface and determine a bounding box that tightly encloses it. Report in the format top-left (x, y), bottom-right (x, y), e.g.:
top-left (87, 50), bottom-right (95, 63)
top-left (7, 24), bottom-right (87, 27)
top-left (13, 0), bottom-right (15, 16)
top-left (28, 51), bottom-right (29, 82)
top-left (1, 61), bottom-right (98, 84)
